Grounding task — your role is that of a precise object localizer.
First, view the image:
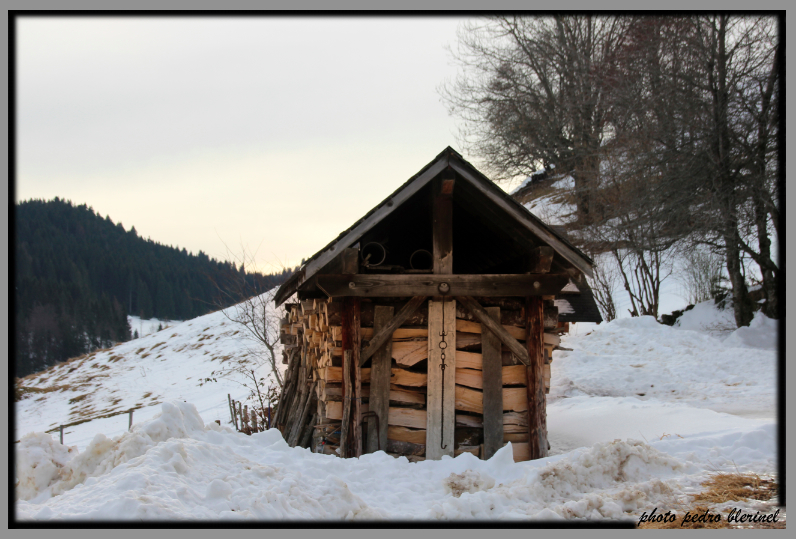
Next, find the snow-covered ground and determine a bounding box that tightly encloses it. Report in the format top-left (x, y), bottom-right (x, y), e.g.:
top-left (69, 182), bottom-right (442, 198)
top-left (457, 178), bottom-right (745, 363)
top-left (128, 316), bottom-right (183, 339)
top-left (14, 297), bottom-right (780, 522)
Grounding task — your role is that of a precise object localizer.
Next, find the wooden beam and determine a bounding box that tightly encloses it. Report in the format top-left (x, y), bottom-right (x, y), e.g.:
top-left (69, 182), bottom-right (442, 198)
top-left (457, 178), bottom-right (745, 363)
top-left (432, 176), bottom-right (453, 274)
top-left (366, 305), bottom-right (393, 454)
top-left (317, 274), bottom-right (569, 298)
top-left (481, 306), bottom-right (503, 460)
top-left (525, 296), bottom-right (548, 460)
top-left (339, 350), bottom-right (352, 457)
top-left (426, 299), bottom-right (456, 459)
top-left (529, 246), bottom-right (554, 274)
top-left (359, 296), bottom-right (427, 366)
top-left (457, 296), bottom-right (531, 366)
top-left (340, 297), bottom-right (361, 458)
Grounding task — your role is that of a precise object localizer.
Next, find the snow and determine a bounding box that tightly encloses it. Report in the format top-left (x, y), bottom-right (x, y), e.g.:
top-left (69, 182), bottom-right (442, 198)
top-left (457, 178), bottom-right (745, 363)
top-left (128, 316), bottom-right (183, 338)
top-left (15, 298), bottom-right (780, 521)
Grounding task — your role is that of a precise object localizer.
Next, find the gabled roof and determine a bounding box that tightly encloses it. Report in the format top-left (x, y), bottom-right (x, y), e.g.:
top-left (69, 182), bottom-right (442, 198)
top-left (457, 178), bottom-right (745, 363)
top-left (274, 147), bottom-right (594, 306)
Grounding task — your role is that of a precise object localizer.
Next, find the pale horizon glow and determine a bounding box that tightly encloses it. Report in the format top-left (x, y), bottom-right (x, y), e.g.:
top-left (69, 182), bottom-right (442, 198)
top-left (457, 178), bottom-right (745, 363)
top-left (16, 16), bottom-right (528, 273)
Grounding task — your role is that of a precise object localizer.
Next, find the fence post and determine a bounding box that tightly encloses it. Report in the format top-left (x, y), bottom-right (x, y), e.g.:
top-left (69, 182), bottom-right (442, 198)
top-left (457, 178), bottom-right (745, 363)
top-left (59, 425), bottom-right (64, 445)
top-left (227, 394), bottom-right (236, 428)
top-left (129, 409), bottom-right (133, 431)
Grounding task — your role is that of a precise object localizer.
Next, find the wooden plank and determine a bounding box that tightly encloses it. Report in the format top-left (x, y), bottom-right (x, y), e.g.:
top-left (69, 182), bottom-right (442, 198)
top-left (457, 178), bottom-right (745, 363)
top-left (317, 274), bottom-right (570, 298)
top-left (455, 385), bottom-right (528, 414)
top-left (367, 305), bottom-right (393, 454)
top-left (360, 296), bottom-right (427, 366)
top-left (544, 332), bottom-right (560, 346)
top-left (529, 246), bottom-right (555, 273)
top-left (389, 387), bottom-right (426, 406)
top-left (391, 340), bottom-right (428, 366)
top-left (432, 175), bottom-right (454, 274)
top-left (390, 368), bottom-right (427, 387)
top-left (455, 414), bottom-right (483, 428)
top-left (456, 351), bottom-right (482, 370)
top-left (509, 441), bottom-right (530, 462)
top-left (454, 368), bottom-right (483, 389)
top-left (482, 306), bottom-right (503, 461)
top-left (388, 407), bottom-right (427, 429)
top-left (448, 158), bottom-right (594, 279)
top-left (457, 296), bottom-right (531, 366)
top-left (388, 425), bottom-right (426, 444)
top-left (456, 319), bottom-right (526, 340)
top-left (426, 299), bottom-right (456, 460)
top-left (525, 296), bottom-right (548, 460)
top-left (326, 400), bottom-right (369, 421)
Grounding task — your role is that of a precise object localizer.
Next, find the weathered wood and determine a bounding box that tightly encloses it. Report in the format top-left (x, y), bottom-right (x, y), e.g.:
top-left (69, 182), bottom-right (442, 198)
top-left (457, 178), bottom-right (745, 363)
top-left (509, 441), bottom-right (530, 463)
top-left (433, 175), bottom-right (454, 274)
top-left (227, 394), bottom-right (237, 430)
top-left (367, 305), bottom-right (393, 454)
top-left (426, 299), bottom-right (456, 459)
top-left (525, 296), bottom-right (548, 460)
top-left (455, 319), bottom-right (526, 340)
top-left (341, 247), bottom-right (359, 275)
top-left (529, 246), bottom-right (555, 274)
top-left (453, 366), bottom-right (527, 388)
top-left (457, 296), bottom-right (531, 366)
top-left (455, 385), bottom-right (529, 414)
top-left (360, 296), bottom-right (427, 366)
top-left (316, 274), bottom-right (570, 298)
top-left (388, 407), bottom-right (427, 429)
top-left (299, 413), bottom-right (318, 449)
top-left (387, 425), bottom-right (426, 444)
top-left (327, 299), bottom-right (525, 327)
top-left (391, 340), bottom-right (428, 366)
top-left (456, 351), bottom-right (482, 370)
top-left (386, 439), bottom-right (425, 456)
top-left (390, 368), bottom-right (427, 387)
top-left (455, 414), bottom-right (483, 428)
top-left (482, 306), bottom-right (503, 461)
top-left (339, 350), bottom-right (352, 457)
top-left (389, 387), bottom-right (426, 406)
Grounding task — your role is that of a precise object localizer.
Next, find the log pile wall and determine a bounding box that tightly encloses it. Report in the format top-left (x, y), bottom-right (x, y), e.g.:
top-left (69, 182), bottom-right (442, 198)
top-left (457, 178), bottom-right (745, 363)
top-left (276, 296), bottom-right (562, 461)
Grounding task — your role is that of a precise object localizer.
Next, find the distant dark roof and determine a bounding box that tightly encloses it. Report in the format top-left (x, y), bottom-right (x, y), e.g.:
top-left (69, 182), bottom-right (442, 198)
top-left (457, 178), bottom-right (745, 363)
top-left (554, 281), bottom-right (603, 324)
top-left (274, 146), bottom-right (595, 306)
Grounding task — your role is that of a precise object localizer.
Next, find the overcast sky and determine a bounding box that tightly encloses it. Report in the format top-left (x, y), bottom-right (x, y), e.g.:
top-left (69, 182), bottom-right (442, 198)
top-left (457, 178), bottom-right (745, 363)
top-left (16, 16), bottom-right (527, 273)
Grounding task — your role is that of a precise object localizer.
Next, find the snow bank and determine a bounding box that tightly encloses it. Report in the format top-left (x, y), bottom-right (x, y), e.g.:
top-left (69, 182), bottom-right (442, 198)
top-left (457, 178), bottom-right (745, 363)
top-left (17, 401), bottom-right (699, 521)
top-left (551, 316), bottom-right (777, 417)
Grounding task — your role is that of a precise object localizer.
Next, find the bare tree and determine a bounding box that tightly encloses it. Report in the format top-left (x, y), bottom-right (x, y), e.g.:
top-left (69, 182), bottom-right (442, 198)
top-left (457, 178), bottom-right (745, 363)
top-left (588, 254), bottom-right (619, 322)
top-left (676, 248), bottom-right (726, 305)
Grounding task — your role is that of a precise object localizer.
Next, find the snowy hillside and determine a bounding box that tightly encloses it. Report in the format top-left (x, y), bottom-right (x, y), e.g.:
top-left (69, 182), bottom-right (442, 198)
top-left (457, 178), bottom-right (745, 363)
top-left (14, 299), bottom-right (780, 522)
top-left (16, 298), bottom-right (284, 452)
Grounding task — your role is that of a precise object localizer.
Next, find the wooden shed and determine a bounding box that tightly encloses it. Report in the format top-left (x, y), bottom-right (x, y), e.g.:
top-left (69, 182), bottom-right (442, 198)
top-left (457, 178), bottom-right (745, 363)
top-left (272, 147), bottom-right (596, 462)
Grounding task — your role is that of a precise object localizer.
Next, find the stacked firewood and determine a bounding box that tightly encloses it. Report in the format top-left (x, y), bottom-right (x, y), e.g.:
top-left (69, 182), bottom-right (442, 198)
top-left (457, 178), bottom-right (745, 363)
top-left (275, 297), bottom-right (562, 461)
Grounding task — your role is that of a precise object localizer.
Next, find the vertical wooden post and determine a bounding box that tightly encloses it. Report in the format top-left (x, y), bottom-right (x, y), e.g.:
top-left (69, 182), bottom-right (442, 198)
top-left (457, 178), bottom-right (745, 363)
top-left (243, 405), bottom-right (250, 433)
top-left (227, 394), bottom-right (236, 427)
top-left (128, 409), bottom-right (133, 432)
top-left (237, 402), bottom-right (243, 433)
top-left (426, 298), bottom-right (456, 460)
top-left (251, 412), bottom-right (258, 433)
top-left (367, 305), bottom-right (393, 454)
top-left (59, 425), bottom-right (64, 445)
top-left (340, 297), bottom-right (361, 458)
top-left (339, 350), bottom-right (352, 457)
top-left (481, 306), bottom-right (503, 460)
top-left (525, 296), bottom-right (548, 459)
